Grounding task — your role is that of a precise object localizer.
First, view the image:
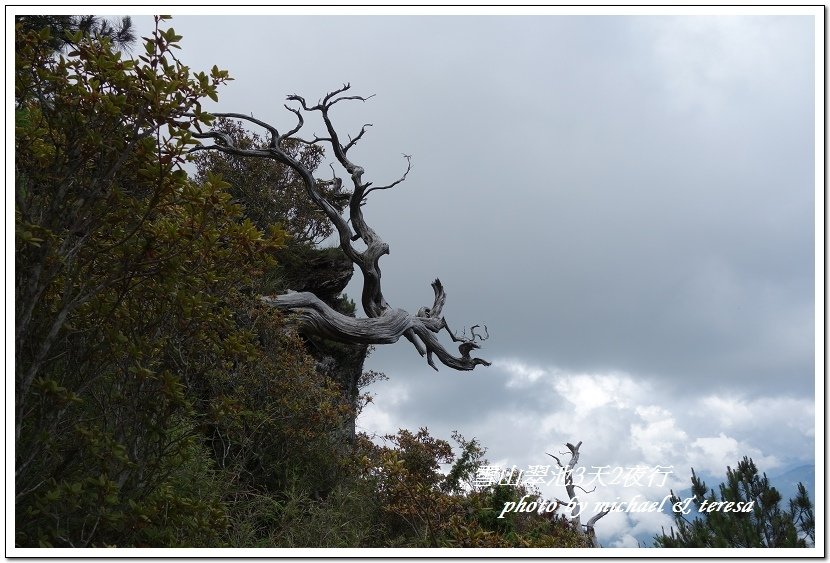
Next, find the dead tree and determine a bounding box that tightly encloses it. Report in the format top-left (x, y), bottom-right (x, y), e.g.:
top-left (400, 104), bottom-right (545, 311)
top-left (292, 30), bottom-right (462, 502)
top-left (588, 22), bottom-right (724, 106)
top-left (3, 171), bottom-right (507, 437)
top-left (548, 441), bottom-right (611, 548)
top-left (191, 84), bottom-right (489, 371)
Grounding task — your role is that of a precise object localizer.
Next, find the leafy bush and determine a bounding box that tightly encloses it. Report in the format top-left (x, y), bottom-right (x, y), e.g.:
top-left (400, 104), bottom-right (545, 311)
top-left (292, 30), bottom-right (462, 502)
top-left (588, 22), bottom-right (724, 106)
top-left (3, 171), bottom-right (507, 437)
top-left (15, 16), bottom-right (271, 547)
top-left (15, 17), bottom-right (592, 549)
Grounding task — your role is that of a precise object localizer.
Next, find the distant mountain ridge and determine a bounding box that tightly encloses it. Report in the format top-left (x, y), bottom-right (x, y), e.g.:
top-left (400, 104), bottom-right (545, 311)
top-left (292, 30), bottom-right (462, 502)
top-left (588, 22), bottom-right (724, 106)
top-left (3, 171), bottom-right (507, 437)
top-left (668, 464), bottom-right (815, 506)
top-left (770, 464), bottom-right (815, 505)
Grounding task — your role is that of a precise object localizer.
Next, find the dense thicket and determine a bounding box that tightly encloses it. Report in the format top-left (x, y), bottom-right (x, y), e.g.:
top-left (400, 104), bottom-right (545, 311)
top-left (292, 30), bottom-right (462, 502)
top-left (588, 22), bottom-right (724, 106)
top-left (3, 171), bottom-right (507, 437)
top-left (14, 15), bottom-right (356, 547)
top-left (14, 17), bottom-right (588, 548)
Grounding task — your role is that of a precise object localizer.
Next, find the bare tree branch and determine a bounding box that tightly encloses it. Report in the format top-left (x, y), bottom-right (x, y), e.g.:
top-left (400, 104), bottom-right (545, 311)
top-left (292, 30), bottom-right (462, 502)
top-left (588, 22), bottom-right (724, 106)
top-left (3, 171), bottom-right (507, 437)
top-left (212, 112), bottom-right (279, 140)
top-left (194, 86), bottom-right (489, 372)
top-left (343, 123), bottom-right (372, 153)
top-left (280, 104), bottom-right (305, 141)
top-left (547, 452), bottom-right (565, 470)
top-left (574, 484), bottom-right (597, 495)
top-left (470, 324), bottom-right (489, 341)
top-left (547, 441), bottom-right (608, 547)
top-left (363, 154), bottom-right (412, 200)
top-left (584, 506), bottom-right (611, 548)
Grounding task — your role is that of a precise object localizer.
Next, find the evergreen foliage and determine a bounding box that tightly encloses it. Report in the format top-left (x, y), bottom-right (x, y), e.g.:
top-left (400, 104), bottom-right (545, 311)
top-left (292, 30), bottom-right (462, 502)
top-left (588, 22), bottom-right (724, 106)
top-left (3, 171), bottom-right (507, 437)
top-left (16, 15), bottom-right (247, 546)
top-left (16, 15), bottom-right (136, 52)
top-left (655, 457), bottom-right (815, 548)
top-left (192, 117), bottom-right (347, 245)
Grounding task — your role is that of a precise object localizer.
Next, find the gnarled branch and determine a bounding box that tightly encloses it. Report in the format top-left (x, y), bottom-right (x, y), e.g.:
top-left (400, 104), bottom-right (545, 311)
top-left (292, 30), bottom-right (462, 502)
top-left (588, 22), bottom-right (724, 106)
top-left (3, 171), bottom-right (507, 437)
top-left (194, 84), bottom-right (489, 371)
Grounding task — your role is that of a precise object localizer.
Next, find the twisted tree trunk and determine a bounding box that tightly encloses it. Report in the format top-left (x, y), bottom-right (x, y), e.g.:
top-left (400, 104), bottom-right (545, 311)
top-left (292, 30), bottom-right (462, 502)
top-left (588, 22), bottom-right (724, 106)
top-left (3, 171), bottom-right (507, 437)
top-left (192, 84), bottom-right (489, 371)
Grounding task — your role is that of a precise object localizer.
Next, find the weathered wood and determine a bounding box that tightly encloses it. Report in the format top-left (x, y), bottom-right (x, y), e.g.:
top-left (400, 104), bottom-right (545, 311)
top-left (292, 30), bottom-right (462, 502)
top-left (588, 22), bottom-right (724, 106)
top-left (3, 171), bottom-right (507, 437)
top-left (261, 292), bottom-right (412, 345)
top-left (193, 84), bottom-right (490, 371)
top-left (548, 441), bottom-right (610, 548)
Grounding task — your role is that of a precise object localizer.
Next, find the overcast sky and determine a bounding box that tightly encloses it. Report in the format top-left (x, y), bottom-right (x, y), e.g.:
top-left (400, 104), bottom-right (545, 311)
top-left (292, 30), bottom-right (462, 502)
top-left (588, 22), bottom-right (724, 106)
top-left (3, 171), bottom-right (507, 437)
top-left (131, 10), bottom-right (819, 547)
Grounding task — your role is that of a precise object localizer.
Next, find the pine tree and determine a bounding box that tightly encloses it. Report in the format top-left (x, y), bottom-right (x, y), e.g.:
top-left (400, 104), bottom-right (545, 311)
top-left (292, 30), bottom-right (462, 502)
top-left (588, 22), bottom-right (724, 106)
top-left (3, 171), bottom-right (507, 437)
top-left (655, 457), bottom-right (814, 547)
top-left (15, 15), bottom-right (135, 52)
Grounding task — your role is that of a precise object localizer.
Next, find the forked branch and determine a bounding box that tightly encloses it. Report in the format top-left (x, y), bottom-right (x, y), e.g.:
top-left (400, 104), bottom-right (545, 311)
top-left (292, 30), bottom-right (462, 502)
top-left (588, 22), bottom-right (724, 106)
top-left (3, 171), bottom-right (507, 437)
top-left (193, 84), bottom-right (489, 371)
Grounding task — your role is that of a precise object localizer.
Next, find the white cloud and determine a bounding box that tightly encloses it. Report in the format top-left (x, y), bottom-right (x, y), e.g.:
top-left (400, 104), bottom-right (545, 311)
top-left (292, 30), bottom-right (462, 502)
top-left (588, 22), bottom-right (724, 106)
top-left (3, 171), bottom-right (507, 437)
top-left (484, 358), bottom-right (812, 476)
top-left (355, 379), bottom-right (411, 438)
top-left (630, 406), bottom-right (689, 465)
top-left (359, 356), bottom-right (814, 546)
top-left (688, 433), bottom-right (780, 476)
top-left (495, 358), bottom-right (547, 388)
top-left (552, 372), bottom-right (644, 412)
top-left (697, 395), bottom-right (815, 436)
top-left (698, 395), bottom-right (754, 427)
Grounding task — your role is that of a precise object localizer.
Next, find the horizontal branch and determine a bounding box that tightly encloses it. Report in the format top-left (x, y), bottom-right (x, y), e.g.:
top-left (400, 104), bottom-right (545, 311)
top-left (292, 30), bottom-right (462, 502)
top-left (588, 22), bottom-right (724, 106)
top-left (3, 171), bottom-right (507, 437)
top-left (363, 154), bottom-right (412, 200)
top-left (261, 291), bottom-right (489, 370)
top-left (262, 292), bottom-right (412, 345)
